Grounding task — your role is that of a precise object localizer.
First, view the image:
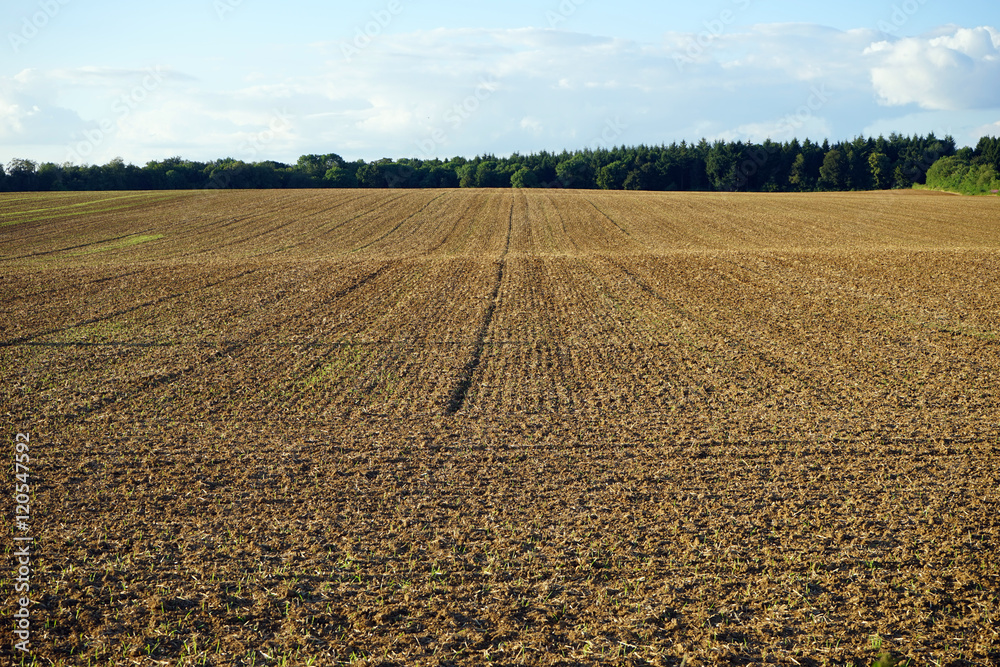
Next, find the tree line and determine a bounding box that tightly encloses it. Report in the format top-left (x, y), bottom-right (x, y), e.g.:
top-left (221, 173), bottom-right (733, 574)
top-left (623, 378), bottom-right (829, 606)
top-left (3, 134), bottom-right (998, 194)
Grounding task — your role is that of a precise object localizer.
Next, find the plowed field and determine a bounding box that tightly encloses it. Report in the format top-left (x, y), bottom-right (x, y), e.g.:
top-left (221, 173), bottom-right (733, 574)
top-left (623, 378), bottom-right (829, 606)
top-left (2, 189), bottom-right (999, 666)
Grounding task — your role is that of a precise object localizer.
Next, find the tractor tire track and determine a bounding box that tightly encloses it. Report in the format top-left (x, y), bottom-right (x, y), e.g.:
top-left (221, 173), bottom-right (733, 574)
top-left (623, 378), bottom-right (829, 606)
top-left (601, 256), bottom-right (839, 404)
top-left (350, 191), bottom-right (452, 254)
top-left (445, 195), bottom-right (513, 414)
top-left (58, 261), bottom-right (394, 423)
top-left (0, 267), bottom-right (264, 348)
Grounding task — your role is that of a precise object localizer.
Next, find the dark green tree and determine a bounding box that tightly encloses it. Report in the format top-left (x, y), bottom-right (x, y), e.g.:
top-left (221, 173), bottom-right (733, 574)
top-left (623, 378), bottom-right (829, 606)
top-left (596, 160), bottom-right (630, 190)
top-left (455, 163), bottom-right (476, 188)
top-left (206, 158), bottom-right (259, 189)
top-left (382, 162), bottom-right (419, 188)
top-left (5, 158), bottom-right (38, 191)
top-left (975, 136), bottom-right (1000, 171)
top-left (868, 152), bottom-right (891, 190)
top-left (102, 157), bottom-right (128, 190)
top-left (511, 166), bottom-right (538, 188)
top-left (555, 154), bottom-right (595, 189)
top-left (705, 141), bottom-right (738, 191)
top-left (297, 154), bottom-right (344, 181)
top-left (475, 161), bottom-right (507, 188)
top-left (893, 165), bottom-right (912, 189)
top-left (37, 162), bottom-right (65, 191)
top-left (818, 149), bottom-right (846, 190)
top-left (623, 163), bottom-right (660, 191)
top-left (788, 154), bottom-right (812, 191)
top-left (424, 166), bottom-right (459, 188)
top-left (356, 162), bottom-right (387, 188)
top-left (2, 132), bottom-right (975, 193)
top-left (324, 165), bottom-right (358, 188)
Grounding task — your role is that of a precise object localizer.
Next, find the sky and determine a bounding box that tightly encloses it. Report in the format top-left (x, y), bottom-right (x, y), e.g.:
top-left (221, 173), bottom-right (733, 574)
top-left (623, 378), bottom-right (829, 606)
top-left (1, 0), bottom-right (999, 166)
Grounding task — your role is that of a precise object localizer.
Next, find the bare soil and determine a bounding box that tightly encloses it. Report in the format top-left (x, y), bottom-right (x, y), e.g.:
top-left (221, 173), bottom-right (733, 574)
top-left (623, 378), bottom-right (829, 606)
top-left (2, 189), bottom-right (999, 665)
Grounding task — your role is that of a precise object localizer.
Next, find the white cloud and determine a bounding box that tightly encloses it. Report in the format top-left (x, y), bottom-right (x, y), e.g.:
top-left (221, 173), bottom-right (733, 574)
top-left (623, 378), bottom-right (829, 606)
top-left (866, 27), bottom-right (1000, 110)
top-left (520, 117), bottom-right (543, 135)
top-left (668, 24), bottom-right (878, 86)
top-left (4, 23), bottom-right (1000, 165)
top-left (857, 107), bottom-right (1000, 148)
top-left (976, 119), bottom-right (1000, 137)
top-left (0, 77), bottom-right (84, 145)
top-left (723, 116), bottom-right (834, 144)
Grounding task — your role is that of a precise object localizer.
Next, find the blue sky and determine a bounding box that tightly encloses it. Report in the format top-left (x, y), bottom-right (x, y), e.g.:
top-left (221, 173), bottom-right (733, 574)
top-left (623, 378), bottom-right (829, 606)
top-left (2, 0), bottom-right (998, 165)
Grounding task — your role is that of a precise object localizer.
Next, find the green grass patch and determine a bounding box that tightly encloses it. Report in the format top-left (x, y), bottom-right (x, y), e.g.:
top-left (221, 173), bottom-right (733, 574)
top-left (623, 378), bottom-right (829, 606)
top-left (2, 205), bottom-right (154, 227)
top-left (299, 345), bottom-right (369, 390)
top-left (49, 318), bottom-right (133, 344)
top-left (67, 234), bottom-right (165, 256)
top-left (0, 193), bottom-right (152, 217)
top-left (0, 193), bottom-right (186, 227)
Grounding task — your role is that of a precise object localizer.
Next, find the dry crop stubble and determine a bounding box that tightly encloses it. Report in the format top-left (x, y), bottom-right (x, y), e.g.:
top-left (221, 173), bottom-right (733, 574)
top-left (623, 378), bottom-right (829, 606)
top-left (1, 189), bottom-right (999, 666)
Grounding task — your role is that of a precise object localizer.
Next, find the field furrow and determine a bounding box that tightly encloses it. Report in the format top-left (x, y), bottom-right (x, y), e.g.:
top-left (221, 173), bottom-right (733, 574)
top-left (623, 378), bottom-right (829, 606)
top-left (2, 189), bottom-right (1000, 667)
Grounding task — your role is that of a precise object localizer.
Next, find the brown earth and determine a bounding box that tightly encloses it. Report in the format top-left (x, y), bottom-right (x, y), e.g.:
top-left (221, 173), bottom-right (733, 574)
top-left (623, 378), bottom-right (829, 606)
top-left (1, 189), bottom-right (999, 666)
